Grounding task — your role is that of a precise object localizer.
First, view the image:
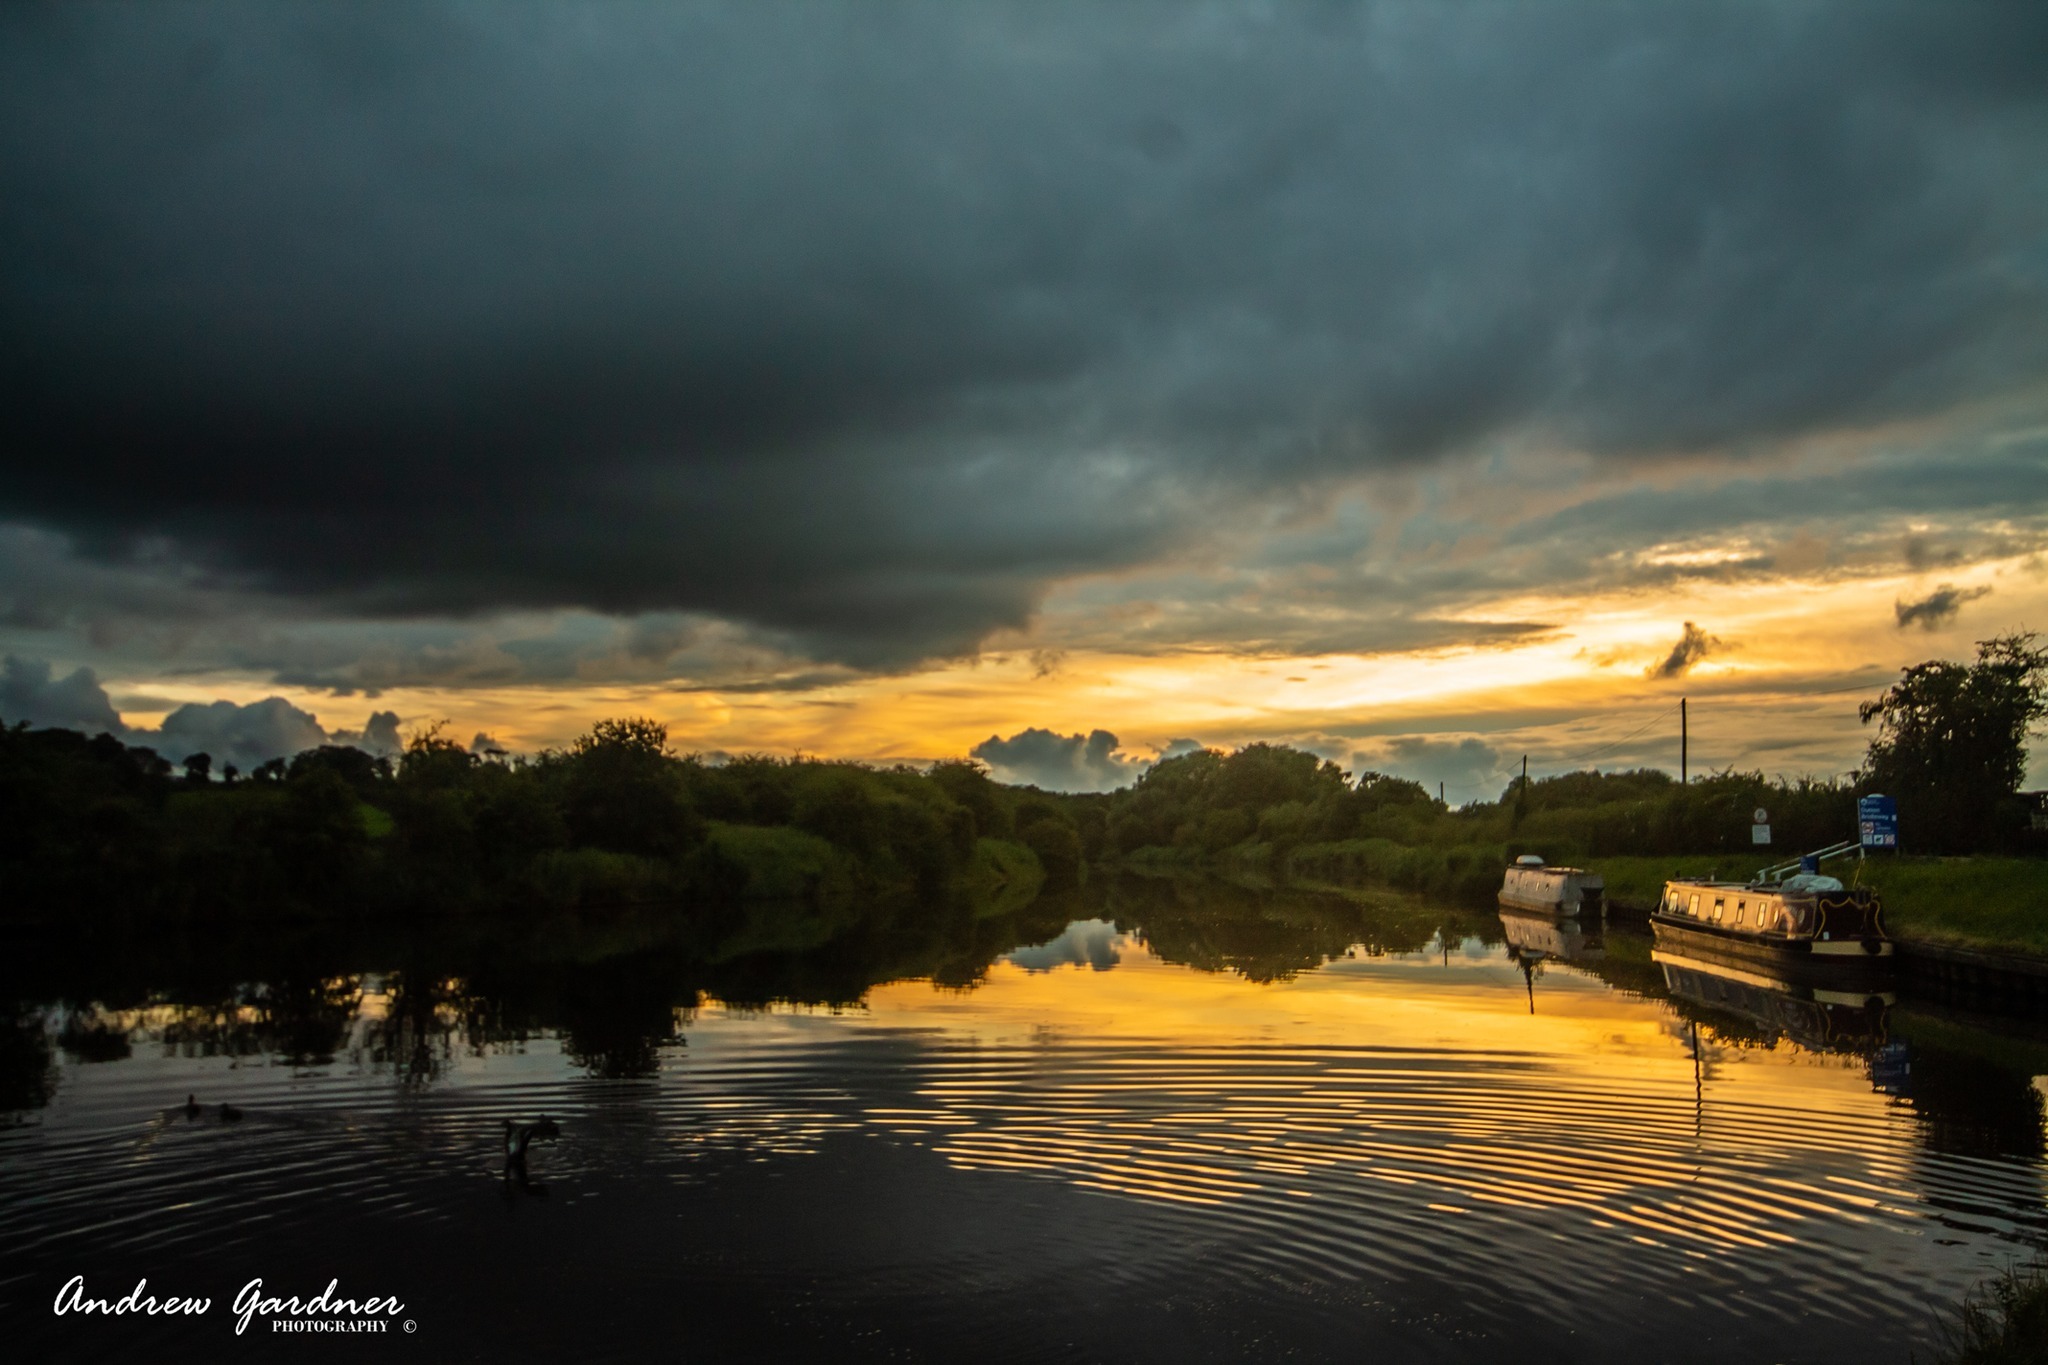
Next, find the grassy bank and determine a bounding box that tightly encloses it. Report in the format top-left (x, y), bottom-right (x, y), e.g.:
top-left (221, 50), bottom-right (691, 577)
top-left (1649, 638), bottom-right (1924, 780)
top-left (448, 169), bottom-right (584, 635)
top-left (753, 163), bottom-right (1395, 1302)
top-left (1595, 854), bottom-right (2048, 958)
top-left (1121, 839), bottom-right (1512, 904)
top-left (1283, 838), bottom-right (1509, 903)
top-left (1144, 837), bottom-right (2048, 960)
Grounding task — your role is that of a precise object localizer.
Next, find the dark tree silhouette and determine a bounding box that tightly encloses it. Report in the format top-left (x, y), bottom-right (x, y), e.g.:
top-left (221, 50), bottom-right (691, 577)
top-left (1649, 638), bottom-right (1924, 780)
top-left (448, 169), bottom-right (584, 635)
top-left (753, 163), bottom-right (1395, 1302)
top-left (1859, 633), bottom-right (2048, 854)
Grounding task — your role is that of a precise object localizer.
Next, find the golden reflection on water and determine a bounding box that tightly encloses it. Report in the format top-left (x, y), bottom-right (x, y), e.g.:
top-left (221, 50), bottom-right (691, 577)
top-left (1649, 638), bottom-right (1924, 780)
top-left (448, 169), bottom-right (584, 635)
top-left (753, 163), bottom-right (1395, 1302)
top-left (9, 914), bottom-right (2045, 1361)
top-left (614, 918), bottom-right (2039, 1352)
top-left (667, 925), bottom-right (1979, 1282)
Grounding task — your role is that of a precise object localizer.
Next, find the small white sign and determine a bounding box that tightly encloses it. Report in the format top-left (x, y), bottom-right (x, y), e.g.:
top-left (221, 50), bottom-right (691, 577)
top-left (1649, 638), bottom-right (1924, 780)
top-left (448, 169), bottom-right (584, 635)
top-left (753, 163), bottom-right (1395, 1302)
top-left (1752, 823), bottom-right (1771, 845)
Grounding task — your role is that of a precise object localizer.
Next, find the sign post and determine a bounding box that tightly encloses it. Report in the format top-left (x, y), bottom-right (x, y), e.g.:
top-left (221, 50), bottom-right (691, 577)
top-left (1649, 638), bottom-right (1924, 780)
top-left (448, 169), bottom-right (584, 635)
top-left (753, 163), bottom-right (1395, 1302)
top-left (1858, 794), bottom-right (1899, 851)
top-left (1751, 806), bottom-right (1770, 846)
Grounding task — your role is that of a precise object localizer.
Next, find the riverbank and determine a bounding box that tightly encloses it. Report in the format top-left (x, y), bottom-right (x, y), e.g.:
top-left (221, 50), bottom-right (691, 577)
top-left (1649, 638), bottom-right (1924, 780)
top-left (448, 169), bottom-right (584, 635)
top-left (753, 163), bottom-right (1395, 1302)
top-left (1125, 839), bottom-right (2048, 963)
top-left (1593, 853), bottom-right (2048, 959)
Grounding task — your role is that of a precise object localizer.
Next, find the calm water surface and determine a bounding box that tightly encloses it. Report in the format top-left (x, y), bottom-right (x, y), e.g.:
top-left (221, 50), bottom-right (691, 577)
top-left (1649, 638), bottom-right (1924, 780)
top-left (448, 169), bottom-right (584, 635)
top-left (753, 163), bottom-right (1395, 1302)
top-left (2, 880), bottom-right (2044, 1362)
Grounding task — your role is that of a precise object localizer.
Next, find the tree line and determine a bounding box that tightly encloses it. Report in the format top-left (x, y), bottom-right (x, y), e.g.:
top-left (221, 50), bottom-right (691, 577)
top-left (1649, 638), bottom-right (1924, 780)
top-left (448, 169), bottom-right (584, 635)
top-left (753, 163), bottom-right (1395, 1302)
top-left (3, 635), bottom-right (2039, 923)
top-left (1091, 634), bottom-right (2048, 867)
top-left (0, 716), bottom-right (1087, 922)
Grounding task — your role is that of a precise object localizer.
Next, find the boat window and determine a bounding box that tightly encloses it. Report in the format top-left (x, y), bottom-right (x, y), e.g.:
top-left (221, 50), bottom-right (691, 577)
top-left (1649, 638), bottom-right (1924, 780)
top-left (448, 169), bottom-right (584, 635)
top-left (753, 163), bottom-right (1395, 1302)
top-left (1735, 902), bottom-right (1748, 925)
top-left (1687, 893), bottom-right (1700, 916)
top-left (1712, 898), bottom-right (1724, 921)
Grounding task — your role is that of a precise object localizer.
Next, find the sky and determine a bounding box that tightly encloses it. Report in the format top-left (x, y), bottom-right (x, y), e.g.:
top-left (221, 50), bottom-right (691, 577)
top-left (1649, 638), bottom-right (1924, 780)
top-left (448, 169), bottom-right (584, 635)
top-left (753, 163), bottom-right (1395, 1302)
top-left (2, 1), bottom-right (2045, 793)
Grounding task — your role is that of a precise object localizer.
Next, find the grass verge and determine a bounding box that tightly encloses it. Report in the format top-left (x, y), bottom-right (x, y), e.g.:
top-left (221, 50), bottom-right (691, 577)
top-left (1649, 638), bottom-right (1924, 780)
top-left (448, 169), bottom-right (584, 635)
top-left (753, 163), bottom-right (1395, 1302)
top-left (1595, 854), bottom-right (2048, 958)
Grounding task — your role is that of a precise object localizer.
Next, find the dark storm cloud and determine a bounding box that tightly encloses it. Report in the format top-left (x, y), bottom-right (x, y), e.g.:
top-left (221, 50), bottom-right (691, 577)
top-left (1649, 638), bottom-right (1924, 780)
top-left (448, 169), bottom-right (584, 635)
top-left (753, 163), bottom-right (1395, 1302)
top-left (3, 1), bottom-right (2044, 667)
top-left (1894, 583), bottom-right (1992, 631)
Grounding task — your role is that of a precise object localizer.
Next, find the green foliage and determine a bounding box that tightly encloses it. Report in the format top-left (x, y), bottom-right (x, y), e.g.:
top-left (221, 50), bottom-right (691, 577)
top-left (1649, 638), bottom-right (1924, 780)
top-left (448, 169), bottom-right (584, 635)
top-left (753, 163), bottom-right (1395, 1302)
top-left (1860, 633), bottom-right (2048, 854)
top-left (398, 721), bottom-right (477, 790)
top-left (1102, 743), bottom-right (1867, 872)
top-left (547, 717), bottom-right (702, 859)
top-left (925, 760), bottom-right (1012, 839)
top-left (0, 714), bottom-right (1073, 924)
top-left (289, 744), bottom-right (392, 792)
top-left (1284, 838), bottom-right (1509, 903)
top-left (11, 673), bottom-right (2042, 941)
top-left (1107, 744), bottom-right (1352, 855)
top-left (526, 848), bottom-right (687, 909)
top-left (1018, 815), bottom-right (1083, 888)
top-left (0, 724), bottom-right (171, 908)
top-left (964, 837), bottom-right (1046, 918)
top-left (704, 822), bottom-right (849, 901)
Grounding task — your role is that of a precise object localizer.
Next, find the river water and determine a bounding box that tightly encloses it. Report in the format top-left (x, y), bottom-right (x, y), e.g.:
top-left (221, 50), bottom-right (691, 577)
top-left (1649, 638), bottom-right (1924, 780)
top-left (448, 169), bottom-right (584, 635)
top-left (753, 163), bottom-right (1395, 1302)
top-left (2, 878), bottom-right (2043, 1361)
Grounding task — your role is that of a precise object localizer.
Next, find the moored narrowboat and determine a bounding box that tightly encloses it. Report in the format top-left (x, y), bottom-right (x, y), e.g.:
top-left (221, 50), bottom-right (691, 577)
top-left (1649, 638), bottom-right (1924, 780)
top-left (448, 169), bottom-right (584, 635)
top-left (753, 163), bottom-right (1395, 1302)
top-left (1651, 865), bottom-right (1890, 979)
top-left (1498, 854), bottom-right (1605, 917)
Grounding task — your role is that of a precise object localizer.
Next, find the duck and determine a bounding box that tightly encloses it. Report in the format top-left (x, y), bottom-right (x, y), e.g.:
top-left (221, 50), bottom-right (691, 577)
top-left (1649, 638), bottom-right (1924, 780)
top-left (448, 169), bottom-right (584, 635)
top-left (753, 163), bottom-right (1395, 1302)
top-left (218, 1102), bottom-right (243, 1123)
top-left (181, 1094), bottom-right (201, 1120)
top-left (504, 1115), bottom-right (560, 1161)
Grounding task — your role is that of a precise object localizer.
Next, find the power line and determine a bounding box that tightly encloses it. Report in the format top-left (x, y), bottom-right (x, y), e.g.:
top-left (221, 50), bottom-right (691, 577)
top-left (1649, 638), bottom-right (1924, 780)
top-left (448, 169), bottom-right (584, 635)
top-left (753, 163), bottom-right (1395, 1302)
top-left (1426, 678), bottom-right (1894, 798)
top-left (1440, 702), bottom-right (1683, 795)
top-left (1548, 702), bottom-right (1685, 769)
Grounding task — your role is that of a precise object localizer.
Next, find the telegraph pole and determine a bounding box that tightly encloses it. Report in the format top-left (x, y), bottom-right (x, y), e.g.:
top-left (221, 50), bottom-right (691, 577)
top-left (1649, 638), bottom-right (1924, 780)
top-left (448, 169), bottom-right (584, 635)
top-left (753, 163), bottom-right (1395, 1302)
top-left (1680, 697), bottom-right (1688, 786)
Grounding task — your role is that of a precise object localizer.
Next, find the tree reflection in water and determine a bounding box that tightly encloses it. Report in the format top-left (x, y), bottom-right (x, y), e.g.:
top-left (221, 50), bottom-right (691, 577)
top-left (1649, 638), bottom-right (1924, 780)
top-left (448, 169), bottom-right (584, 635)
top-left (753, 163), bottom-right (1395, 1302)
top-left (0, 877), bottom-right (2042, 1162)
top-left (1646, 949), bottom-right (2048, 1159)
top-left (0, 1008), bottom-right (53, 1118)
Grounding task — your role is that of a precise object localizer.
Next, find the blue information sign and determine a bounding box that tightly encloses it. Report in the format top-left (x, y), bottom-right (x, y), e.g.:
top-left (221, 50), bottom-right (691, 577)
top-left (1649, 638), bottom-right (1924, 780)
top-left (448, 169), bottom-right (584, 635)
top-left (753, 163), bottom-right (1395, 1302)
top-left (1858, 793), bottom-right (1898, 849)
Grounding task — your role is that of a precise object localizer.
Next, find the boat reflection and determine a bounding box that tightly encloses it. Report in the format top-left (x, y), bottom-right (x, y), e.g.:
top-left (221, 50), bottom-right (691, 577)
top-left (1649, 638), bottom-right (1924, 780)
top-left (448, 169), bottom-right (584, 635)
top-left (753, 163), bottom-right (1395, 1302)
top-left (1498, 907), bottom-right (1605, 1013)
top-left (1499, 906), bottom-right (1605, 963)
top-left (1654, 946), bottom-right (1893, 1055)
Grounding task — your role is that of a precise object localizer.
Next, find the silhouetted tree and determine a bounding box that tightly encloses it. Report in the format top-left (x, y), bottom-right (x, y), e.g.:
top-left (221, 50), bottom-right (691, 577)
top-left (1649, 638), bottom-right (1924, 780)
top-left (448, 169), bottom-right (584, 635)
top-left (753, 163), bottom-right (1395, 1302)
top-left (555, 717), bottom-right (701, 858)
top-left (1860, 633), bottom-right (2048, 853)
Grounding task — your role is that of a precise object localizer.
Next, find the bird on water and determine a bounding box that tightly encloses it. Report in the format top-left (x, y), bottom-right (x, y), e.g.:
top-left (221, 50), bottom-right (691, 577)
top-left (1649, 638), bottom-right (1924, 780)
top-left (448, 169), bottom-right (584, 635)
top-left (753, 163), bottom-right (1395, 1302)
top-left (504, 1116), bottom-right (560, 1160)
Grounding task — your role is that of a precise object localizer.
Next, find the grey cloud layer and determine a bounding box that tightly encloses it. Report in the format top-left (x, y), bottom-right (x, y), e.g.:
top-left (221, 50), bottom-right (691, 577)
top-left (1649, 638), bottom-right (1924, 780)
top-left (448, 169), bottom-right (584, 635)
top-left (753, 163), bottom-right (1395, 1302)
top-left (0, 653), bottom-right (399, 770)
top-left (4, 1), bottom-right (2044, 671)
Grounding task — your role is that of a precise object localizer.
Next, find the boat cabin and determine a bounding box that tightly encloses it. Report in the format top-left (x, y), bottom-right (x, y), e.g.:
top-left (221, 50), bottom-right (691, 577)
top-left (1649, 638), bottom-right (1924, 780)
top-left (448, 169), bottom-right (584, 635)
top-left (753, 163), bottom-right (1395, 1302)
top-left (1653, 872), bottom-right (1889, 965)
top-left (1497, 854), bottom-right (1604, 917)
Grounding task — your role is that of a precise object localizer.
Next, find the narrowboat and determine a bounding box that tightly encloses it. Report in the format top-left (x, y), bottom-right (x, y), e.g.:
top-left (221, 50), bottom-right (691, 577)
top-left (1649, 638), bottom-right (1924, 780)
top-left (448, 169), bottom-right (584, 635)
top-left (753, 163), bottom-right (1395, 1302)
top-left (1651, 864), bottom-right (1890, 980)
top-left (1497, 854), bottom-right (1604, 917)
